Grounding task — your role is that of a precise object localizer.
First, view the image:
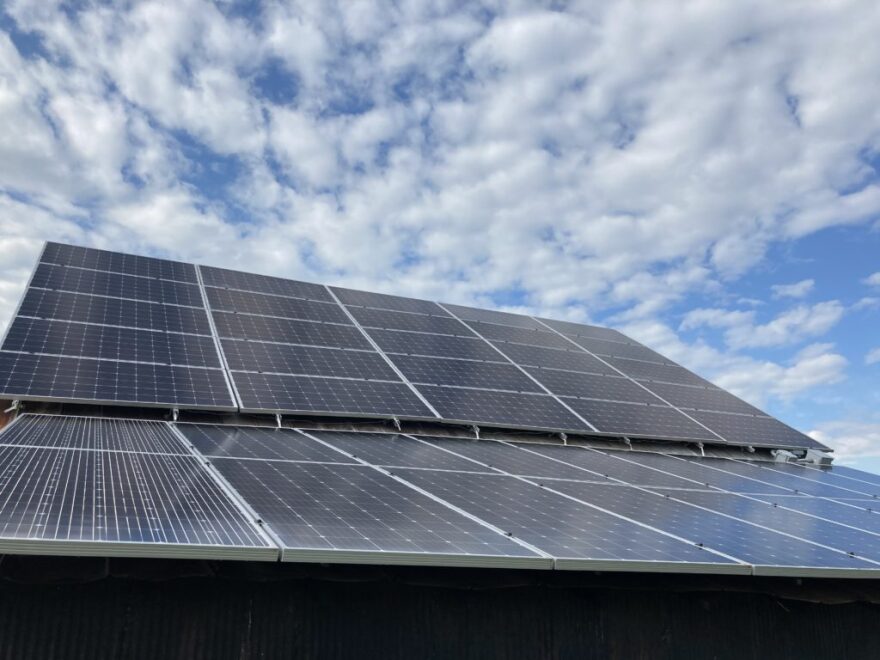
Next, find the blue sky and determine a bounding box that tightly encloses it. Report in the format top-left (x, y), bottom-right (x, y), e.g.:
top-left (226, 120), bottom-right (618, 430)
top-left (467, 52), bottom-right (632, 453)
top-left (0, 1), bottom-right (878, 470)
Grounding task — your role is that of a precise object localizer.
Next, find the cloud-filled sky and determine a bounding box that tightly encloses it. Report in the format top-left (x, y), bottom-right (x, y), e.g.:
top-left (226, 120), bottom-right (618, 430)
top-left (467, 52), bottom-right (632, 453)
top-left (1, 1), bottom-right (878, 469)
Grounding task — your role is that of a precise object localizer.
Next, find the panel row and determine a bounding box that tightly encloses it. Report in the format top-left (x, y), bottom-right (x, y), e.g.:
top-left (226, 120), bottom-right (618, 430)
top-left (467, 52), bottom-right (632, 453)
top-left (42, 242), bottom-right (197, 283)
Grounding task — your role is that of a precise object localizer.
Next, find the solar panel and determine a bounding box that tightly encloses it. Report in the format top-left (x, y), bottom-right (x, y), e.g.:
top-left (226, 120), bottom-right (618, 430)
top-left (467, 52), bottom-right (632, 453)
top-left (560, 398), bottom-right (720, 441)
top-left (536, 318), bottom-right (631, 343)
top-left (603, 357), bottom-right (716, 388)
top-left (200, 265), bottom-right (332, 302)
top-left (525, 368), bottom-right (664, 404)
top-left (391, 354), bottom-right (543, 392)
top-left (332, 287), bottom-right (448, 316)
top-left (465, 321), bottom-right (575, 350)
top-left (749, 462), bottom-right (880, 499)
top-left (686, 411), bottom-right (824, 450)
top-left (441, 304), bottom-right (545, 330)
top-left (750, 495), bottom-right (880, 534)
top-left (4, 317), bottom-right (221, 368)
top-left (176, 424), bottom-right (358, 463)
top-left (221, 340), bottom-right (398, 380)
top-left (395, 469), bottom-right (742, 571)
top-left (491, 342), bottom-right (612, 374)
top-left (543, 480), bottom-right (878, 575)
top-left (212, 312), bottom-right (368, 349)
top-left (233, 372), bottom-right (436, 417)
top-left (641, 381), bottom-right (765, 416)
top-left (208, 459), bottom-right (545, 567)
top-left (43, 242), bottom-right (196, 283)
top-left (347, 307), bottom-right (474, 336)
top-left (566, 335), bottom-right (674, 365)
top-left (18, 288), bottom-right (212, 334)
top-left (0, 415), bottom-right (275, 560)
top-left (368, 328), bottom-right (503, 361)
top-left (0, 352), bottom-right (234, 409)
top-left (306, 430), bottom-right (487, 472)
top-left (206, 287), bottom-right (350, 323)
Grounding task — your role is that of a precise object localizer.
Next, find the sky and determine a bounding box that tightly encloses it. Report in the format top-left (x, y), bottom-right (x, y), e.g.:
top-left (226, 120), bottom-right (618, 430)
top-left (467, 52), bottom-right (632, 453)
top-left (0, 1), bottom-right (878, 470)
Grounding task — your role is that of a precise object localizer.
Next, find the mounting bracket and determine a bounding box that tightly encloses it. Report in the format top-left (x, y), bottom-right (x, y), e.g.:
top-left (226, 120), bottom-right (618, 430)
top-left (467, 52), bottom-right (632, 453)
top-left (275, 413), bottom-right (282, 429)
top-left (471, 424), bottom-right (480, 440)
top-left (171, 408), bottom-right (179, 422)
top-left (3, 400), bottom-right (20, 414)
top-left (392, 416), bottom-right (401, 431)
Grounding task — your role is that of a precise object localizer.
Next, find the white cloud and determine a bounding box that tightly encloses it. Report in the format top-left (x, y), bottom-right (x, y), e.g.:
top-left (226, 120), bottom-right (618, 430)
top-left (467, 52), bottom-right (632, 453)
top-left (771, 278), bottom-right (814, 299)
top-left (867, 348), bottom-right (880, 365)
top-left (680, 301), bottom-right (845, 349)
top-left (865, 272), bottom-right (880, 287)
top-left (810, 422), bottom-right (880, 460)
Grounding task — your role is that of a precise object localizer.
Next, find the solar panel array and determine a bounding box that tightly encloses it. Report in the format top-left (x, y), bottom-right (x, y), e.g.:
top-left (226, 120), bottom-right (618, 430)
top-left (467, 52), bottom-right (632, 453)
top-left (2, 415), bottom-right (874, 576)
top-left (0, 243), bottom-right (824, 451)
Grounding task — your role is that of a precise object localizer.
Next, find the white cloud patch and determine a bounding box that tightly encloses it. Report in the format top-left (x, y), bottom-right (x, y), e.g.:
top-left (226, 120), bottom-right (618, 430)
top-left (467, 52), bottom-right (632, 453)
top-left (865, 272), bottom-right (880, 287)
top-left (867, 347), bottom-right (880, 365)
top-left (810, 422), bottom-right (880, 460)
top-left (771, 278), bottom-right (814, 299)
top-left (680, 301), bottom-right (845, 349)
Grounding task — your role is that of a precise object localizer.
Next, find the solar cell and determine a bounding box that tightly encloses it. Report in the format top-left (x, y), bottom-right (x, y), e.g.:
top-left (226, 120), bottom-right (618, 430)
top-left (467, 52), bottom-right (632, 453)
top-left (491, 342), bottom-right (613, 374)
top-left (525, 368), bottom-right (664, 404)
top-left (0, 415), bottom-right (187, 454)
top-left (536, 318), bottom-right (631, 343)
top-left (604, 357), bottom-right (716, 388)
top-left (176, 424), bottom-right (356, 463)
top-left (625, 453), bottom-right (793, 494)
top-left (441, 304), bottom-right (545, 330)
top-left (391, 354), bottom-right (543, 392)
top-left (417, 437), bottom-right (611, 481)
top-left (544, 481), bottom-right (876, 574)
top-left (32, 263), bottom-right (204, 308)
top-left (0, 419), bottom-right (273, 559)
top-left (206, 287), bottom-right (350, 323)
top-left (4, 317), bottom-right (221, 368)
top-left (368, 329), bottom-right (503, 361)
top-left (208, 459), bottom-right (543, 566)
top-left (306, 430), bottom-right (486, 471)
top-left (466, 321), bottom-right (575, 350)
top-left (347, 307), bottom-right (474, 336)
top-left (18, 288), bottom-right (212, 335)
top-left (233, 372), bottom-right (436, 417)
top-left (200, 265), bottom-right (332, 302)
top-left (395, 469), bottom-right (740, 570)
top-left (668, 491), bottom-right (880, 562)
top-left (642, 381), bottom-right (764, 416)
top-left (416, 386), bottom-right (590, 432)
top-left (221, 339), bottom-right (398, 380)
top-left (567, 335), bottom-right (673, 365)
top-left (561, 398), bottom-right (720, 440)
top-left (686, 411), bottom-right (821, 449)
top-left (0, 352), bottom-right (235, 409)
top-left (212, 312), bottom-right (370, 350)
top-left (332, 287), bottom-right (448, 316)
top-left (42, 242), bottom-right (197, 283)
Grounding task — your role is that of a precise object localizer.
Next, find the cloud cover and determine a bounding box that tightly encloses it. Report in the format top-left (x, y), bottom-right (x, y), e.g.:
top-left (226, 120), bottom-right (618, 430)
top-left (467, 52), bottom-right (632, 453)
top-left (1, 0), bottom-right (879, 459)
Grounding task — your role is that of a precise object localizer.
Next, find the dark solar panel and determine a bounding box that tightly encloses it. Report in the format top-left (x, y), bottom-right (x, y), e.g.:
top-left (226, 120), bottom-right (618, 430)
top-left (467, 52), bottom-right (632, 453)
top-left (0, 352), bottom-right (234, 409)
top-left (18, 288), bottom-right (212, 334)
top-left (754, 463), bottom-right (880, 499)
top-left (467, 321), bottom-right (575, 350)
top-left (42, 242), bottom-right (197, 283)
top-left (200, 265), bottom-right (332, 302)
top-left (233, 372), bottom-right (435, 417)
top-left (347, 307), bottom-right (474, 336)
top-left (32, 262), bottom-right (204, 308)
top-left (544, 481), bottom-right (875, 572)
top-left (176, 424), bottom-right (356, 463)
top-left (416, 386), bottom-right (589, 432)
top-left (525, 368), bottom-right (664, 404)
top-left (569, 335), bottom-right (673, 365)
top-left (441, 304), bottom-right (545, 330)
top-left (395, 469), bottom-right (736, 567)
top-left (0, 415), bottom-right (187, 454)
top-left (368, 329), bottom-right (503, 361)
top-left (604, 357), bottom-right (716, 388)
top-left (700, 460), bottom-right (870, 498)
top-left (209, 459), bottom-right (541, 564)
top-left (626, 453), bottom-right (793, 494)
top-left (333, 287), bottom-right (448, 316)
top-left (212, 312), bottom-right (370, 350)
top-left (561, 398), bottom-right (720, 440)
top-left (307, 430), bottom-right (486, 471)
top-left (492, 342), bottom-right (613, 374)
top-left (4, 317), bottom-right (221, 368)
top-left (686, 411), bottom-right (822, 449)
top-left (221, 339), bottom-right (398, 380)
top-left (391, 354), bottom-right (542, 392)
top-left (536, 318), bottom-right (631, 343)
top-left (206, 287), bottom-right (350, 323)
top-left (750, 495), bottom-right (880, 535)
top-left (642, 381), bottom-right (765, 416)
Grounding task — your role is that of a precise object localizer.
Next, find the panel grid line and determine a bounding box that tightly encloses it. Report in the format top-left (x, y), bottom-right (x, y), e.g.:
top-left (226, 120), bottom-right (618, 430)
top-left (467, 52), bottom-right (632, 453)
top-left (437, 303), bottom-right (599, 432)
top-left (195, 265), bottom-right (242, 410)
top-left (324, 286), bottom-right (442, 419)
